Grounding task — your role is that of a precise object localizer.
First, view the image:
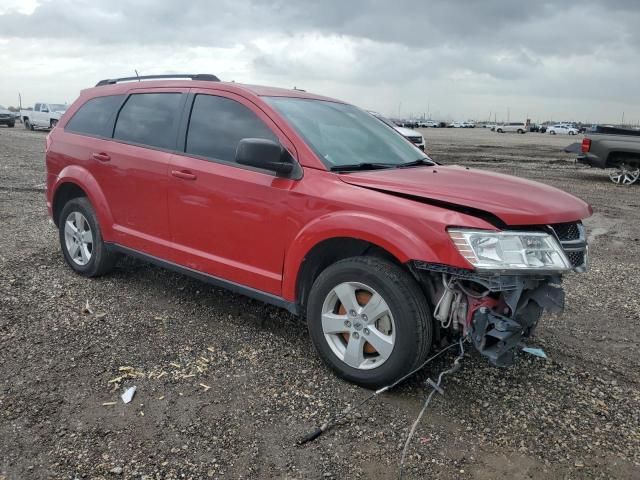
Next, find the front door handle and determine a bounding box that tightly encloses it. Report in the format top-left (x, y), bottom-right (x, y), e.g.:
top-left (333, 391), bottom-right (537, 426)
top-left (92, 152), bottom-right (111, 162)
top-left (171, 170), bottom-right (197, 180)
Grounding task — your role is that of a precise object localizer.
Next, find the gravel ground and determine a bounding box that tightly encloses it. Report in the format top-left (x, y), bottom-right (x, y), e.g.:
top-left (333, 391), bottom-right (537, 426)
top-left (1, 125), bottom-right (639, 479)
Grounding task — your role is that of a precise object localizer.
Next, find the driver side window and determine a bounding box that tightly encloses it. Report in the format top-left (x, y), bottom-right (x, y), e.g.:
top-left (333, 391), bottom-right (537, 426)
top-left (185, 94), bottom-right (277, 163)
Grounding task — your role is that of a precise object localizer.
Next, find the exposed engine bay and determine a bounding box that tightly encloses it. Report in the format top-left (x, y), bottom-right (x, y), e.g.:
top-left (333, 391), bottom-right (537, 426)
top-left (414, 262), bottom-right (567, 367)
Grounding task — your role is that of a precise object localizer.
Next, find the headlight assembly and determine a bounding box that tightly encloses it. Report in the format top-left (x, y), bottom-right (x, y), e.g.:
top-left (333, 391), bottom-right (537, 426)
top-left (448, 229), bottom-right (571, 272)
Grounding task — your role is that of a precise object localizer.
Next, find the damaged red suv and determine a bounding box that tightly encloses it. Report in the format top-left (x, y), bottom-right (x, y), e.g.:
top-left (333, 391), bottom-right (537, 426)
top-left (46, 74), bottom-right (591, 388)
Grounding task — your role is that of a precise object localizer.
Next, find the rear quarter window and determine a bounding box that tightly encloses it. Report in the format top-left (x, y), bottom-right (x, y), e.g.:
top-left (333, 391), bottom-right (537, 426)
top-left (113, 93), bottom-right (184, 150)
top-left (65, 95), bottom-right (125, 137)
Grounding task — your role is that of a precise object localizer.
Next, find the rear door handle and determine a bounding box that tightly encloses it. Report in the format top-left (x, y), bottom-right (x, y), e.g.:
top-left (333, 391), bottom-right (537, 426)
top-left (92, 152), bottom-right (111, 162)
top-left (171, 170), bottom-right (197, 180)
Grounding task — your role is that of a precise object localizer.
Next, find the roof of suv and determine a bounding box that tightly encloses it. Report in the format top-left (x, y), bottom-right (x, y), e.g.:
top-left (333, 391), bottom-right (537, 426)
top-left (84, 78), bottom-right (342, 103)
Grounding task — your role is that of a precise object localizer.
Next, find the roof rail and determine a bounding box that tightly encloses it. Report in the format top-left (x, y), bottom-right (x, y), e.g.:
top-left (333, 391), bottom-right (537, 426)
top-left (95, 74), bottom-right (220, 87)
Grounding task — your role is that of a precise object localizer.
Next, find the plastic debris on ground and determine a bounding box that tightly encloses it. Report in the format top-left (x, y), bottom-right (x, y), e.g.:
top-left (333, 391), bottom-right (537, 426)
top-left (522, 347), bottom-right (547, 358)
top-left (121, 386), bottom-right (137, 404)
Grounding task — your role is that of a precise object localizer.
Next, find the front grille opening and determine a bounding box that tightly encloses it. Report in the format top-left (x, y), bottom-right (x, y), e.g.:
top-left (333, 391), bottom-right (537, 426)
top-left (567, 250), bottom-right (585, 268)
top-left (551, 222), bottom-right (581, 241)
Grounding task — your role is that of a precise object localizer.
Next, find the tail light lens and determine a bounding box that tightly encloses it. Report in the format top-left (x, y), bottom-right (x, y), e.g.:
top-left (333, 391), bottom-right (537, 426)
top-left (581, 138), bottom-right (591, 153)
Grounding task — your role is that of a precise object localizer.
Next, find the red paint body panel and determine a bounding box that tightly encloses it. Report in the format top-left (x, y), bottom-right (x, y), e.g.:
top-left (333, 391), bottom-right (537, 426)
top-left (338, 166), bottom-right (593, 226)
top-left (46, 79), bottom-right (593, 305)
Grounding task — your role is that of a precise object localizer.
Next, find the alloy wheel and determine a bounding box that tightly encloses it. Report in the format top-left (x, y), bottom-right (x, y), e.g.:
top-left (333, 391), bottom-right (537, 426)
top-left (321, 282), bottom-right (395, 370)
top-left (64, 211), bottom-right (94, 265)
top-left (609, 164), bottom-right (640, 186)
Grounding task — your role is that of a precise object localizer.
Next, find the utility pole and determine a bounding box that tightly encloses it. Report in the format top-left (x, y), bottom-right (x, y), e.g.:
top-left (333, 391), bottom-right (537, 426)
top-left (18, 92), bottom-right (22, 110)
top-left (622, 111), bottom-right (625, 126)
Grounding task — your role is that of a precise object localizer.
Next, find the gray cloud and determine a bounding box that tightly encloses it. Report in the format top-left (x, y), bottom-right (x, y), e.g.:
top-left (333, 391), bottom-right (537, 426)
top-left (1, 0), bottom-right (640, 122)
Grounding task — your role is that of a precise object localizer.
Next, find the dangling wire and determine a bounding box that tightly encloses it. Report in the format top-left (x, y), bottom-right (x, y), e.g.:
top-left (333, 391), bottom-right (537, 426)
top-left (398, 337), bottom-right (466, 480)
top-left (297, 341), bottom-right (462, 446)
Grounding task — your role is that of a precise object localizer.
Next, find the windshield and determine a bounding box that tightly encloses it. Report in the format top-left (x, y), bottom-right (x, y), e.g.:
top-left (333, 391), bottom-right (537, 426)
top-left (264, 97), bottom-right (430, 169)
top-left (49, 104), bottom-right (67, 111)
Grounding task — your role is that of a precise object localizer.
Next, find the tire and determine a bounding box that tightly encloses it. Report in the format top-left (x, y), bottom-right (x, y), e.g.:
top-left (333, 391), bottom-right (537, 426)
top-left (306, 256), bottom-right (432, 389)
top-left (24, 119), bottom-right (31, 130)
top-left (58, 197), bottom-right (116, 277)
top-left (8, 122), bottom-right (14, 128)
top-left (50, 119), bottom-right (58, 129)
top-left (497, 128), bottom-right (503, 133)
top-left (569, 131), bottom-right (575, 135)
top-left (550, 130), bottom-right (556, 135)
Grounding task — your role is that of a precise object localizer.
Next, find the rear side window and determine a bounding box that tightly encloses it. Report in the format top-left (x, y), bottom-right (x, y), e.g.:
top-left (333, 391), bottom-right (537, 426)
top-left (65, 95), bottom-right (124, 137)
top-left (185, 94), bottom-right (277, 163)
top-left (114, 93), bottom-right (183, 150)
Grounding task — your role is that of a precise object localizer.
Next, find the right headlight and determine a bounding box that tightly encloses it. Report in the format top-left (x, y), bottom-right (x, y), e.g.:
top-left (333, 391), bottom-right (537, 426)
top-left (448, 229), bottom-right (571, 272)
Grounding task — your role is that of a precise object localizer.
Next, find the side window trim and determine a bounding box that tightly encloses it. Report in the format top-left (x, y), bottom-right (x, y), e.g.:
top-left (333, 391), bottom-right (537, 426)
top-left (111, 91), bottom-right (188, 151)
top-left (64, 94), bottom-right (127, 139)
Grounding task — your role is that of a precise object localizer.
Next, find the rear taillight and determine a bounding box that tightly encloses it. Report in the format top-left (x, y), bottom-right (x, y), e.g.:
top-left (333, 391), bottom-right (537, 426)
top-left (581, 138), bottom-right (591, 153)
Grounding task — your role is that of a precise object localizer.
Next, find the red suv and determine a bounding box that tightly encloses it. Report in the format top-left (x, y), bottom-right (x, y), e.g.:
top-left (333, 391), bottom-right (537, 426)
top-left (46, 74), bottom-right (591, 388)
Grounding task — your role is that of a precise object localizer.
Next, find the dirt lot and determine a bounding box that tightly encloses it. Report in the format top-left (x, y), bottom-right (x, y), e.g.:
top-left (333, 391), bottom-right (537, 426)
top-left (1, 125), bottom-right (639, 479)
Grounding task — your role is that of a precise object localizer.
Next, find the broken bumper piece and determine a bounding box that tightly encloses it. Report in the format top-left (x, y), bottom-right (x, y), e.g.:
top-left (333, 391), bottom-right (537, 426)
top-left (470, 284), bottom-right (565, 367)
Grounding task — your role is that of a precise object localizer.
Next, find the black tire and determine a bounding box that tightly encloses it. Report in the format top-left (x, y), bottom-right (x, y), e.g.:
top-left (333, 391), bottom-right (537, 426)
top-left (24, 119), bottom-right (30, 130)
top-left (307, 256), bottom-right (432, 389)
top-left (58, 197), bottom-right (116, 277)
top-left (517, 129), bottom-right (523, 134)
top-left (8, 122), bottom-right (15, 128)
top-left (50, 119), bottom-right (58, 129)
top-left (497, 128), bottom-right (503, 133)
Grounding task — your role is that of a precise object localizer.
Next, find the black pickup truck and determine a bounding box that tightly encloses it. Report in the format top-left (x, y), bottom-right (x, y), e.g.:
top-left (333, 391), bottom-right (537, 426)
top-left (577, 126), bottom-right (640, 185)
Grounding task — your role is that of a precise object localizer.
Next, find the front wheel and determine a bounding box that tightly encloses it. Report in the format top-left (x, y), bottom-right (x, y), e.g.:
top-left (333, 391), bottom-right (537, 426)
top-left (50, 119), bottom-right (58, 129)
top-left (307, 257), bottom-right (432, 389)
top-left (58, 197), bottom-right (117, 277)
top-left (497, 128), bottom-right (503, 133)
top-left (24, 119), bottom-right (31, 130)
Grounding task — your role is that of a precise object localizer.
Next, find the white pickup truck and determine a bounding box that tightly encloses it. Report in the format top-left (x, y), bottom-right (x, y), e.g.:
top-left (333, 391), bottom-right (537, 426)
top-left (21, 102), bottom-right (68, 130)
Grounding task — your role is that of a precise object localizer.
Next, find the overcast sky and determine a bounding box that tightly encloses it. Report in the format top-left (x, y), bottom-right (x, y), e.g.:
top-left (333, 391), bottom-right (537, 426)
top-left (1, 0), bottom-right (639, 123)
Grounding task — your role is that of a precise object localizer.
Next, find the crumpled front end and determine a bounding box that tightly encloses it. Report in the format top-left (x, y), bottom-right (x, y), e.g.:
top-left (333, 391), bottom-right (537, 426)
top-left (413, 221), bottom-right (588, 366)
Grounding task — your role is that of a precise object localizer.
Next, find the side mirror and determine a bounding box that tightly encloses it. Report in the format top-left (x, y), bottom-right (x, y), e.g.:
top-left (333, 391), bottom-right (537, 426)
top-left (235, 138), bottom-right (297, 177)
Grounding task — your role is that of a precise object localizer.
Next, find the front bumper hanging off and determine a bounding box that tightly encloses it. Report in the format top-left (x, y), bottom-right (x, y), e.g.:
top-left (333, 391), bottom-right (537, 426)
top-left (413, 261), bottom-right (567, 367)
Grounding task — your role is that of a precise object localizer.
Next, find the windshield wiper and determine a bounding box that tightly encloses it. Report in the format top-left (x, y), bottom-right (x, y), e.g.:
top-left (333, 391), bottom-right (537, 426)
top-left (330, 162), bottom-right (397, 172)
top-left (395, 158), bottom-right (435, 168)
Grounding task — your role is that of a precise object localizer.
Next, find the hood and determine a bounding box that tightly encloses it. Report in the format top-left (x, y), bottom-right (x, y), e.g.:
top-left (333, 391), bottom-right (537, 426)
top-left (394, 126), bottom-right (421, 138)
top-left (339, 165), bottom-right (592, 226)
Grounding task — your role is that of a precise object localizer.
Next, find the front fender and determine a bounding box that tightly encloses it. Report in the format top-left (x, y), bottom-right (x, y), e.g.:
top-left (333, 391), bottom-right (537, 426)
top-left (52, 165), bottom-right (115, 240)
top-left (281, 211), bottom-right (440, 301)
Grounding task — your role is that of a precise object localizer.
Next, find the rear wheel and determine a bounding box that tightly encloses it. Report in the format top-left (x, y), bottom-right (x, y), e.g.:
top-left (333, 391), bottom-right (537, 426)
top-left (497, 128), bottom-right (503, 133)
top-left (58, 197), bottom-right (117, 277)
top-left (307, 257), bottom-right (432, 389)
top-left (517, 129), bottom-right (524, 134)
top-left (50, 119), bottom-right (58, 129)
top-left (8, 122), bottom-right (14, 128)
top-left (609, 164), bottom-right (640, 186)
top-left (24, 119), bottom-right (31, 130)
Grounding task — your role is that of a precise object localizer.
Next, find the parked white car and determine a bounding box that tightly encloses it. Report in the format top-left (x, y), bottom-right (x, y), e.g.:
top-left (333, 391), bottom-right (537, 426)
top-left (548, 124), bottom-right (578, 135)
top-left (450, 121), bottom-right (465, 128)
top-left (418, 120), bottom-right (439, 128)
top-left (495, 122), bottom-right (527, 134)
top-left (21, 102), bottom-right (68, 130)
top-left (368, 111), bottom-right (426, 151)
